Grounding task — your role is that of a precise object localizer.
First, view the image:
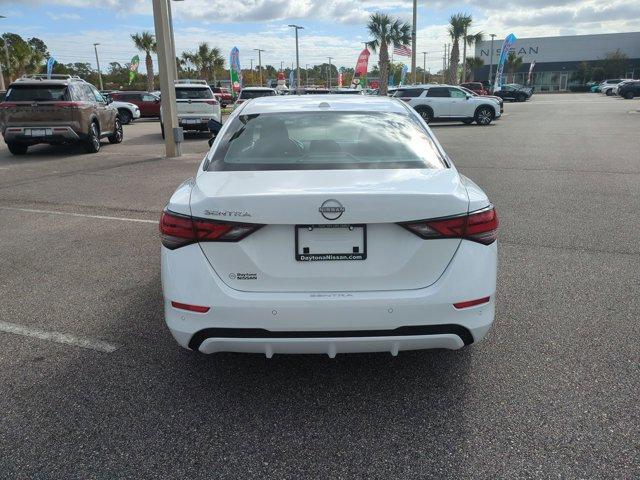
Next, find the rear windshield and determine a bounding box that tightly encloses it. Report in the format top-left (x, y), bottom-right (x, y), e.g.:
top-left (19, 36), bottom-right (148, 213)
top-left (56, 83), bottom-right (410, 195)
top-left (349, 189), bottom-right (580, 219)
top-left (6, 85), bottom-right (68, 102)
top-left (175, 87), bottom-right (213, 100)
top-left (240, 90), bottom-right (276, 99)
top-left (206, 111), bottom-right (446, 171)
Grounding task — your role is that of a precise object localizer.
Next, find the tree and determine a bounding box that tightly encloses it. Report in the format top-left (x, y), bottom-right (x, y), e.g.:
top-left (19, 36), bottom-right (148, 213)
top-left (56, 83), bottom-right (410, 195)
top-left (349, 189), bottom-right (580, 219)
top-left (131, 31), bottom-right (157, 92)
top-left (505, 51), bottom-right (523, 82)
top-left (1, 33), bottom-right (47, 78)
top-left (591, 66), bottom-right (605, 82)
top-left (465, 56), bottom-right (484, 82)
top-left (447, 13), bottom-right (472, 84)
top-left (461, 32), bottom-right (484, 82)
top-left (571, 61), bottom-right (591, 84)
top-left (181, 43), bottom-right (224, 82)
top-left (366, 12), bottom-right (411, 96)
top-left (601, 49), bottom-right (628, 77)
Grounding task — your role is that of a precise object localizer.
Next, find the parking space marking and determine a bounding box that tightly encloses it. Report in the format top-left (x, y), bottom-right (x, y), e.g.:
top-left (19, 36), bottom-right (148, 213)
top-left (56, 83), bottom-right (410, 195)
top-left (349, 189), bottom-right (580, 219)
top-left (0, 320), bottom-right (120, 353)
top-left (0, 206), bottom-right (157, 224)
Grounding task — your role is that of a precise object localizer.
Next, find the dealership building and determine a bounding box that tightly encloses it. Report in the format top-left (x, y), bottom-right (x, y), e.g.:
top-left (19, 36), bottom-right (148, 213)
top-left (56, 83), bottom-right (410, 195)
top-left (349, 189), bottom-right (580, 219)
top-left (473, 31), bottom-right (640, 91)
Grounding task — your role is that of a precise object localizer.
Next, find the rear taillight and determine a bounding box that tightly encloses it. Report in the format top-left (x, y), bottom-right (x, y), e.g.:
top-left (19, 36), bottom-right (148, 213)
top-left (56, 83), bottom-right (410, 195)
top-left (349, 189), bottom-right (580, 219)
top-left (401, 206), bottom-right (498, 245)
top-left (0, 102), bottom-right (18, 109)
top-left (54, 101), bottom-right (84, 108)
top-left (204, 100), bottom-right (219, 105)
top-left (159, 210), bottom-right (262, 249)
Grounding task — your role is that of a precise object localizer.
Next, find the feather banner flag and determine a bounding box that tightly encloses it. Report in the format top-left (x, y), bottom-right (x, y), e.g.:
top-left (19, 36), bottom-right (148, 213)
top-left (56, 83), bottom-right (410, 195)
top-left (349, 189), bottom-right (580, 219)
top-left (129, 55), bottom-right (140, 84)
top-left (493, 34), bottom-right (517, 93)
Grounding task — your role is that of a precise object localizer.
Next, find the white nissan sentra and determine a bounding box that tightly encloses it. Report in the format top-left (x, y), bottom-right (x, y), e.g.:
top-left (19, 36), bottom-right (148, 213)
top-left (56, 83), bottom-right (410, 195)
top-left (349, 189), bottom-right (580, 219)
top-left (160, 95), bottom-right (498, 357)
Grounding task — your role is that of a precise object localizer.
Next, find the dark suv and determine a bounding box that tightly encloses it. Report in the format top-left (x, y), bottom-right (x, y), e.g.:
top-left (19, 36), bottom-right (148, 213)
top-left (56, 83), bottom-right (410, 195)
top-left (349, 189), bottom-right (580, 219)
top-left (0, 74), bottom-right (122, 155)
top-left (618, 81), bottom-right (640, 99)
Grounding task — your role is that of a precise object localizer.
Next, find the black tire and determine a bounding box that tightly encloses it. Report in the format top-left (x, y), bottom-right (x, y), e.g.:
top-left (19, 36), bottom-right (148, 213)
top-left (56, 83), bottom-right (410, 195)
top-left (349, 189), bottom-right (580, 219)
top-left (160, 123), bottom-right (165, 139)
top-left (7, 143), bottom-right (28, 155)
top-left (474, 106), bottom-right (494, 125)
top-left (415, 106), bottom-right (433, 124)
top-left (516, 93), bottom-right (526, 102)
top-left (108, 117), bottom-right (123, 144)
top-left (118, 109), bottom-right (133, 125)
top-left (624, 91), bottom-right (635, 100)
top-left (462, 119), bottom-right (474, 125)
top-left (605, 89), bottom-right (613, 96)
top-left (83, 121), bottom-right (101, 153)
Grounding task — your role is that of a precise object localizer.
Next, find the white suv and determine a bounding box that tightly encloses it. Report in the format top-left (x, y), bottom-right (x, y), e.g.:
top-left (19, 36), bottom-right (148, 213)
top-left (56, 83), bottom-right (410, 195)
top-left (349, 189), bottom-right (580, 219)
top-left (393, 85), bottom-right (501, 125)
top-left (160, 80), bottom-right (221, 138)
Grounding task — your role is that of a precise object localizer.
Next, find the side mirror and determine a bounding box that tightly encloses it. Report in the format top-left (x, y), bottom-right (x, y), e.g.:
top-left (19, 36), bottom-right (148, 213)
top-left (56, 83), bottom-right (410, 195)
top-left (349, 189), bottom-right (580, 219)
top-left (208, 137), bottom-right (215, 147)
top-left (208, 119), bottom-right (223, 135)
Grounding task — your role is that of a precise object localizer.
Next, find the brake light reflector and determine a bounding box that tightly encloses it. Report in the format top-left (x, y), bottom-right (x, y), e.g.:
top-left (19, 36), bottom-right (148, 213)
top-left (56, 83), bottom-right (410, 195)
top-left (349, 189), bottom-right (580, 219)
top-left (171, 301), bottom-right (210, 313)
top-left (401, 206), bottom-right (498, 245)
top-left (159, 210), bottom-right (262, 249)
top-left (204, 99), bottom-right (219, 105)
top-left (453, 296), bottom-right (490, 309)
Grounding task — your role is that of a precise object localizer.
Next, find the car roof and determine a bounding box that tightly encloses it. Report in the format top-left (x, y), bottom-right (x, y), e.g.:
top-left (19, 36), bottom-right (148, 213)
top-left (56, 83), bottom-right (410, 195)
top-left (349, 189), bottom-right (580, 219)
top-left (175, 83), bottom-right (211, 88)
top-left (241, 87), bottom-right (276, 91)
top-left (239, 94), bottom-right (409, 115)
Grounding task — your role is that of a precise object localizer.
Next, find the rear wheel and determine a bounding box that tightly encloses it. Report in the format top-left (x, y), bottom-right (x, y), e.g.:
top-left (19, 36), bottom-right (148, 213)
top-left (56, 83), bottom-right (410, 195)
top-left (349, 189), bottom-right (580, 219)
top-left (7, 143), bottom-right (28, 155)
top-left (475, 106), bottom-right (494, 125)
top-left (605, 89), bottom-right (613, 96)
top-left (108, 117), bottom-right (123, 144)
top-left (83, 121), bottom-right (101, 153)
top-left (624, 91), bottom-right (635, 99)
top-left (118, 109), bottom-right (133, 125)
top-left (415, 106), bottom-right (433, 124)
top-left (516, 93), bottom-right (526, 102)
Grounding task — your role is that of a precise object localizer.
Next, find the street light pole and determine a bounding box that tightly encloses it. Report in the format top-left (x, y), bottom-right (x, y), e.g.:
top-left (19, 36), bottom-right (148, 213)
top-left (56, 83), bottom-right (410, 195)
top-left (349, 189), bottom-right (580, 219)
top-left (327, 56), bottom-right (333, 88)
top-left (152, 0), bottom-right (181, 157)
top-left (305, 64), bottom-right (309, 86)
top-left (93, 43), bottom-right (104, 90)
top-left (254, 48), bottom-right (265, 86)
top-left (422, 51), bottom-right (427, 84)
top-left (489, 34), bottom-right (496, 87)
top-left (288, 24), bottom-right (303, 93)
top-left (169, 0), bottom-right (183, 79)
top-left (410, 0), bottom-right (417, 84)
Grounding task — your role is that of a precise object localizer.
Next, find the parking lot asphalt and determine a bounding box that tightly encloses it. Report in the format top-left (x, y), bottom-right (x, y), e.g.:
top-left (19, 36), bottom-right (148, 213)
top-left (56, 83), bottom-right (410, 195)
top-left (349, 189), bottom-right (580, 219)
top-left (0, 94), bottom-right (638, 479)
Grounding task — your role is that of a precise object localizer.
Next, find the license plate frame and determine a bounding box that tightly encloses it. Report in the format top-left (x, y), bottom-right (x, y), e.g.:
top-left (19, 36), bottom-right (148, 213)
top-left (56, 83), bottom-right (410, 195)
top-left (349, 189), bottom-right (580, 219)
top-left (295, 224), bottom-right (367, 261)
top-left (29, 128), bottom-right (50, 137)
top-left (181, 118), bottom-right (200, 125)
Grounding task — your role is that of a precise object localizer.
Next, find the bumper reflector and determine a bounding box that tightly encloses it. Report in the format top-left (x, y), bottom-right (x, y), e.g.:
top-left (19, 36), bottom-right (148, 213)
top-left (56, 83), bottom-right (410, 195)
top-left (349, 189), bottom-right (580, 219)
top-left (453, 296), bottom-right (490, 309)
top-left (171, 301), bottom-right (210, 313)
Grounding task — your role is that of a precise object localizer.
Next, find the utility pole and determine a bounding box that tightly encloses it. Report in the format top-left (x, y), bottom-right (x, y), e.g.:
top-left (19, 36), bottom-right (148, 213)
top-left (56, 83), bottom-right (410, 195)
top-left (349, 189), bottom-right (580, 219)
top-left (422, 51), bottom-right (427, 84)
top-left (410, 0), bottom-right (417, 84)
top-left (168, 0), bottom-right (182, 79)
top-left (305, 64), bottom-right (309, 86)
top-left (152, 0), bottom-right (181, 157)
top-left (489, 34), bottom-right (496, 87)
top-left (93, 43), bottom-right (104, 90)
top-left (461, 26), bottom-right (468, 84)
top-left (254, 48), bottom-right (265, 86)
top-left (288, 24), bottom-right (303, 93)
top-left (327, 56), bottom-right (333, 88)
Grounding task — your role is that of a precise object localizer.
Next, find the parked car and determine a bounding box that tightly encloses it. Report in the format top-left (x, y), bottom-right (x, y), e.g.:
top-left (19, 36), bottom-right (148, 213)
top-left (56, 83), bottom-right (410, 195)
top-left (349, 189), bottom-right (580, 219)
top-left (234, 87), bottom-right (277, 106)
top-left (160, 80), bottom-right (221, 138)
top-left (618, 81), bottom-right (640, 99)
top-left (493, 84), bottom-right (532, 102)
top-left (330, 88), bottom-right (365, 95)
top-left (101, 92), bottom-right (140, 124)
top-left (210, 86), bottom-right (233, 107)
top-left (302, 88), bottom-right (330, 95)
top-left (459, 86), bottom-right (504, 114)
top-left (0, 74), bottom-right (123, 155)
top-left (393, 84), bottom-right (501, 125)
top-left (460, 82), bottom-right (489, 95)
top-left (599, 79), bottom-right (624, 96)
top-left (612, 80), bottom-right (635, 96)
top-left (110, 90), bottom-right (161, 117)
top-left (159, 94), bottom-right (499, 356)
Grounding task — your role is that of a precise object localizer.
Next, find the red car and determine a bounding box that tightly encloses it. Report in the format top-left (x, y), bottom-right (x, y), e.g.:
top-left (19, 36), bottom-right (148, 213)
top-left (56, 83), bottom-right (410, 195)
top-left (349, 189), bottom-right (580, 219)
top-left (460, 82), bottom-right (489, 96)
top-left (209, 86), bottom-right (233, 107)
top-left (110, 91), bottom-right (161, 117)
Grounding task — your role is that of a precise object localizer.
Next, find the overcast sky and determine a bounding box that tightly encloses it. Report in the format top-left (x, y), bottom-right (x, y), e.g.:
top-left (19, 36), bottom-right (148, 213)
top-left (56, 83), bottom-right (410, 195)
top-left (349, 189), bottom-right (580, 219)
top-left (1, 0), bottom-right (639, 72)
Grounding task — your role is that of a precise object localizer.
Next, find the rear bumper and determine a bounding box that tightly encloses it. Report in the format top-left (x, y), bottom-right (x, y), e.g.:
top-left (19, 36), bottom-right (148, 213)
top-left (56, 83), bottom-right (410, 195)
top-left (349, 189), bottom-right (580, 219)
top-left (178, 114), bottom-right (222, 130)
top-left (161, 240), bottom-right (497, 356)
top-left (3, 126), bottom-right (80, 144)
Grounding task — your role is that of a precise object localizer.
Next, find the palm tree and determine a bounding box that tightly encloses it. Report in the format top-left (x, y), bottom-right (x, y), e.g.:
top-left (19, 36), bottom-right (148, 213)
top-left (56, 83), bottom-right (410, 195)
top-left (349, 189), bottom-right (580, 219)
top-left (505, 51), bottom-right (523, 83)
top-left (465, 56), bottom-right (484, 82)
top-left (460, 31), bottom-right (484, 82)
top-left (131, 31), bottom-right (157, 92)
top-left (181, 43), bottom-right (224, 82)
top-left (366, 12), bottom-right (411, 96)
top-left (447, 13), bottom-right (472, 85)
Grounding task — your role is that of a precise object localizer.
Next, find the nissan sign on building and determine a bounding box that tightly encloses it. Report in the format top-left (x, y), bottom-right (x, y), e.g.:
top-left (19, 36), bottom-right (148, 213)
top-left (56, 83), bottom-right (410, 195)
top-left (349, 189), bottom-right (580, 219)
top-left (474, 31), bottom-right (640, 91)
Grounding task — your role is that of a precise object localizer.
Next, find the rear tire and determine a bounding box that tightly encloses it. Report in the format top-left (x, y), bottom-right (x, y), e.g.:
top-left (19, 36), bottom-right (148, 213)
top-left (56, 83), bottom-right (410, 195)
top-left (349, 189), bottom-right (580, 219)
top-left (415, 106), bottom-right (433, 124)
top-left (475, 106), bottom-right (494, 125)
top-left (624, 91), bottom-right (634, 99)
top-left (516, 93), bottom-right (526, 102)
top-left (605, 89), bottom-right (613, 96)
top-left (118, 109), bottom-right (133, 125)
top-left (7, 143), bottom-right (28, 155)
top-left (108, 118), bottom-right (123, 144)
top-left (83, 121), bottom-right (101, 153)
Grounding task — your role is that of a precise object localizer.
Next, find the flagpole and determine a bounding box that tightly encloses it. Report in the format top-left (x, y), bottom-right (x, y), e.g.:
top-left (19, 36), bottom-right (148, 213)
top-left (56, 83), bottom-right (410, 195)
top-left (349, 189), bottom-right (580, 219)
top-left (410, 0), bottom-right (417, 84)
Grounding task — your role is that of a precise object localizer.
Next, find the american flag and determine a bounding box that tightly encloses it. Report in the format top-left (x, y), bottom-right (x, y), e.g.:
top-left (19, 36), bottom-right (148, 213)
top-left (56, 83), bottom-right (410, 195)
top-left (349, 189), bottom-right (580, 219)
top-left (393, 45), bottom-right (412, 57)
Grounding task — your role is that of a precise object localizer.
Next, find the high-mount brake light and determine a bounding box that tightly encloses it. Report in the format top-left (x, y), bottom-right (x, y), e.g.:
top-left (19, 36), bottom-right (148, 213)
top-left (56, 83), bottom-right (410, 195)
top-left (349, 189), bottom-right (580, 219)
top-left (159, 210), bottom-right (262, 249)
top-left (401, 206), bottom-right (498, 245)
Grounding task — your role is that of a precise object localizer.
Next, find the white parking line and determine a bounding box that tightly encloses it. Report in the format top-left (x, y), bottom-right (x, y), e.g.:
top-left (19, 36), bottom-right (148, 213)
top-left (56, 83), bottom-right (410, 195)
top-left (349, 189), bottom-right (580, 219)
top-left (0, 206), bottom-right (156, 224)
top-left (0, 320), bottom-right (120, 353)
